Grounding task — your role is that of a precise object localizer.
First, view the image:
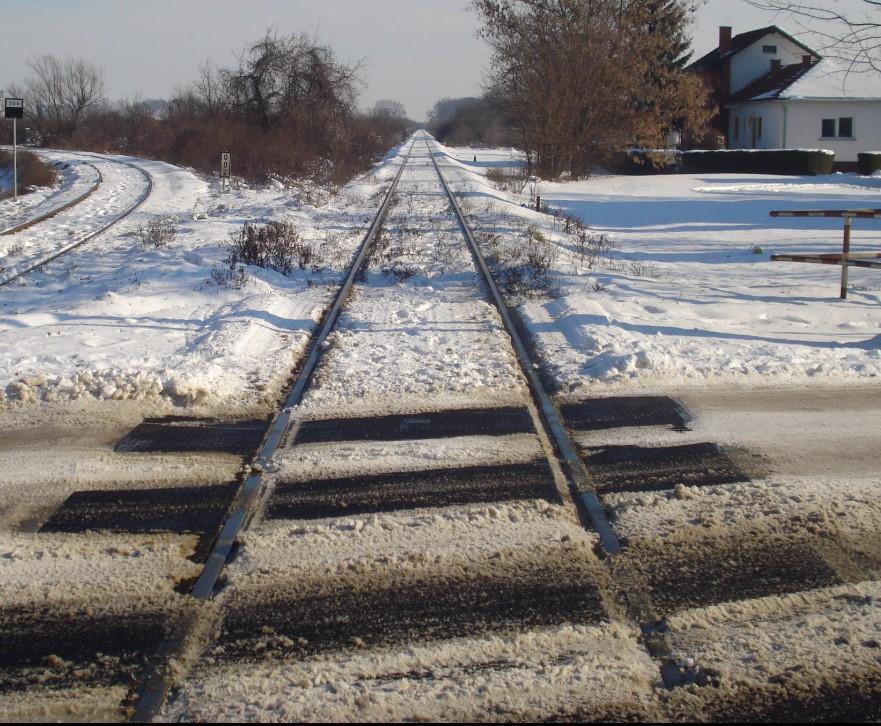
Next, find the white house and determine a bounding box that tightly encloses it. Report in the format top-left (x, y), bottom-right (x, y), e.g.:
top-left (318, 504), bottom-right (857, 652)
top-left (690, 26), bottom-right (881, 167)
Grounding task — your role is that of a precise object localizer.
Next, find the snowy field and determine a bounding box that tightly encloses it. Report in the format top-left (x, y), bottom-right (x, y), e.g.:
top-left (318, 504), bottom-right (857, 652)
top-left (0, 147), bottom-right (403, 417)
top-left (439, 146), bottom-right (881, 394)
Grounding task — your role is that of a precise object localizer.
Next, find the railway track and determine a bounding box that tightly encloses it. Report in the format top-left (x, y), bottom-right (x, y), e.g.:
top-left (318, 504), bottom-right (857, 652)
top-left (0, 151), bottom-right (153, 287)
top-left (1, 133), bottom-right (880, 721)
top-left (0, 157), bottom-right (102, 237)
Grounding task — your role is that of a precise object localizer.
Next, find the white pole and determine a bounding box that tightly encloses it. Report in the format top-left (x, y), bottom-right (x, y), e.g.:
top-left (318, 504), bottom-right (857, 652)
top-left (12, 117), bottom-right (17, 201)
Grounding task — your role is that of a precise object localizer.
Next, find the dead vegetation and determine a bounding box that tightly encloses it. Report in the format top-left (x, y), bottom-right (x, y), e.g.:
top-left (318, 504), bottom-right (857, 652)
top-left (0, 149), bottom-right (58, 198)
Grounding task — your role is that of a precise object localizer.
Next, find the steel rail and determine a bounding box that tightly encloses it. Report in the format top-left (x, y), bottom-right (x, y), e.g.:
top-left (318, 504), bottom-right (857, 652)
top-left (0, 153), bottom-right (153, 287)
top-left (422, 131), bottom-right (621, 556)
top-left (131, 140), bottom-right (415, 723)
top-left (1, 158), bottom-right (103, 236)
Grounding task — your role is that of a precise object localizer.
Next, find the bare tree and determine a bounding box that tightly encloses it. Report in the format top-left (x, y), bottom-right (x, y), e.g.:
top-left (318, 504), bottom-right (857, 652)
top-left (745, 1), bottom-right (881, 73)
top-left (23, 54), bottom-right (105, 137)
top-left (371, 99), bottom-right (407, 119)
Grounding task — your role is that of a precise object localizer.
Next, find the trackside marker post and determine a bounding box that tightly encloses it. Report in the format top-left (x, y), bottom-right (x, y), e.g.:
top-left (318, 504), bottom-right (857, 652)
top-left (4, 98), bottom-right (24, 201)
top-left (220, 151), bottom-right (230, 193)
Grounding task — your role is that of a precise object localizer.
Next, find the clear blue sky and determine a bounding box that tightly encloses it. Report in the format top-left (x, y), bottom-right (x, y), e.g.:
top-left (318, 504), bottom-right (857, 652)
top-left (1, 0), bottom-right (871, 121)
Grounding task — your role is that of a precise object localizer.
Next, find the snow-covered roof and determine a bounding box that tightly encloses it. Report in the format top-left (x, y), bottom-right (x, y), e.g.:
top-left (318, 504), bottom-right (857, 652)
top-left (779, 58), bottom-right (881, 100)
top-left (728, 58), bottom-right (881, 104)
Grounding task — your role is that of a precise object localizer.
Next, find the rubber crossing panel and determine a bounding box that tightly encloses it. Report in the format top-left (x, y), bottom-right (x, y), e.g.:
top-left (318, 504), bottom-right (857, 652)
top-left (561, 396), bottom-right (691, 432)
top-left (294, 407), bottom-right (534, 444)
top-left (583, 442), bottom-right (749, 494)
top-left (267, 460), bottom-right (558, 520)
top-left (114, 418), bottom-right (268, 455)
top-left (41, 483), bottom-right (238, 560)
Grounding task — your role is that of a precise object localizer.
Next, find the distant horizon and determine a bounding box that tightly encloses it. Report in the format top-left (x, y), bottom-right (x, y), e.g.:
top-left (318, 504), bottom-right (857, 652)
top-left (2, 0), bottom-right (873, 122)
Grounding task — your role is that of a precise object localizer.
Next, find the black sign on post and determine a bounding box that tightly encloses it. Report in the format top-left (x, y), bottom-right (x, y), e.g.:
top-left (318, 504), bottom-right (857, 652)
top-left (4, 98), bottom-right (24, 119)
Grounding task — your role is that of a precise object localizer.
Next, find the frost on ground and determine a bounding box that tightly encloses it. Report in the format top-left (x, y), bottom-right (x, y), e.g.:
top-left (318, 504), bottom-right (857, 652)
top-left (0, 145), bottom-right (405, 415)
top-left (435, 142), bottom-right (881, 394)
top-left (297, 146), bottom-right (526, 418)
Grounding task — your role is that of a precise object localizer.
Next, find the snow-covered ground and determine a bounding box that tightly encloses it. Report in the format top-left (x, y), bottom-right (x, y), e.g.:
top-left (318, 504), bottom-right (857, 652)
top-left (437, 146), bottom-right (881, 394)
top-left (0, 152), bottom-right (97, 230)
top-left (0, 147), bottom-right (403, 416)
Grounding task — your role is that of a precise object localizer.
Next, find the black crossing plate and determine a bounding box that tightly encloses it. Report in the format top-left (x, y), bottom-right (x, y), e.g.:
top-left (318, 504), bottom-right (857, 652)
top-left (217, 546), bottom-right (606, 660)
top-left (294, 407), bottom-right (534, 444)
top-left (114, 418), bottom-right (268, 455)
top-left (635, 538), bottom-right (843, 615)
top-left (0, 607), bottom-right (172, 693)
top-left (267, 460), bottom-right (558, 520)
top-left (584, 442), bottom-right (749, 494)
top-left (561, 396), bottom-right (691, 432)
top-left (40, 483), bottom-right (237, 560)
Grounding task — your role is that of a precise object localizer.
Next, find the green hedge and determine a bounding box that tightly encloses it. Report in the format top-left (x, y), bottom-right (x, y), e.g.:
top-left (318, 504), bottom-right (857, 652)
top-left (858, 152), bottom-right (881, 176)
top-left (681, 149), bottom-right (835, 175)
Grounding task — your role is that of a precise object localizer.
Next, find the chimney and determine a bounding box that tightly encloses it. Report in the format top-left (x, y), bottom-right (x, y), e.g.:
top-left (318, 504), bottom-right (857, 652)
top-left (802, 54), bottom-right (813, 67)
top-left (719, 26), bottom-right (732, 54)
top-left (771, 59), bottom-right (782, 73)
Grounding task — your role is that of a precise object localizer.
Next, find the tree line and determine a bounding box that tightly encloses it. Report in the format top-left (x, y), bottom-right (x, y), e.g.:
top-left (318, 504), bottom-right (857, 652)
top-left (3, 30), bottom-right (414, 184)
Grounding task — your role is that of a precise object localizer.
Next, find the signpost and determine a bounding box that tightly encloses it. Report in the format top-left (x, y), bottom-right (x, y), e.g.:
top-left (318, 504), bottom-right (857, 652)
top-left (220, 152), bottom-right (230, 193)
top-left (4, 98), bottom-right (24, 201)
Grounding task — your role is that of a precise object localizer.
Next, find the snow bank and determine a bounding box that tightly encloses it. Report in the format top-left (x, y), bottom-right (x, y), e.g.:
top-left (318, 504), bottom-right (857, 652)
top-left (435, 142), bottom-right (881, 393)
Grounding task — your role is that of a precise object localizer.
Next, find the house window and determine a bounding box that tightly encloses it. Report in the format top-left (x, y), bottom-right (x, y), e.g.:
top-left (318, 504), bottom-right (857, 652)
top-left (839, 117), bottom-right (854, 138)
top-left (762, 45), bottom-right (778, 54)
top-left (756, 117), bottom-right (763, 139)
top-left (821, 118), bottom-right (836, 138)
top-left (733, 117), bottom-right (739, 140)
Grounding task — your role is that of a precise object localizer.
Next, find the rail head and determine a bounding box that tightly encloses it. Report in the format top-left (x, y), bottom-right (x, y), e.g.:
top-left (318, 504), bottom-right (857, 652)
top-left (130, 138), bottom-right (416, 724)
top-left (421, 132), bottom-right (621, 556)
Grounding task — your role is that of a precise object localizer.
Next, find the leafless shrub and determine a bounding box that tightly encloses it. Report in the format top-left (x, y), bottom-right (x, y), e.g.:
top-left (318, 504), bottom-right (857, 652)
top-left (0, 150), bottom-right (58, 198)
top-left (479, 225), bottom-right (559, 298)
top-left (226, 219), bottom-right (314, 274)
top-left (136, 215), bottom-right (178, 249)
top-left (486, 167), bottom-right (526, 192)
top-left (628, 260), bottom-right (657, 278)
top-left (210, 262), bottom-right (250, 289)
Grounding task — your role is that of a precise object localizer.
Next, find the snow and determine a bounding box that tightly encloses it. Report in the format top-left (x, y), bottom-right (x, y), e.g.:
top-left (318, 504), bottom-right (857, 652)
top-left (296, 144), bottom-right (527, 418)
top-left (0, 146), bottom-right (407, 416)
top-left (164, 621), bottom-right (659, 722)
top-left (782, 58), bottom-right (881, 100)
top-left (0, 152), bottom-right (97, 229)
top-left (436, 143), bottom-right (881, 395)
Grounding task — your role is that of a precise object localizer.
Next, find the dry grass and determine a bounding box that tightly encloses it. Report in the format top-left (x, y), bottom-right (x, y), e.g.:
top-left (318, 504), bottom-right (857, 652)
top-left (0, 149), bottom-right (58, 198)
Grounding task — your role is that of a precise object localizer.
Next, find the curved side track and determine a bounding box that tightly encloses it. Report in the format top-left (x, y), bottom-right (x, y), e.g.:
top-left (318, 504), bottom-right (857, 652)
top-left (0, 154), bottom-right (153, 287)
top-left (131, 140), bottom-right (415, 723)
top-left (0, 159), bottom-right (103, 236)
top-left (422, 133), bottom-right (621, 555)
